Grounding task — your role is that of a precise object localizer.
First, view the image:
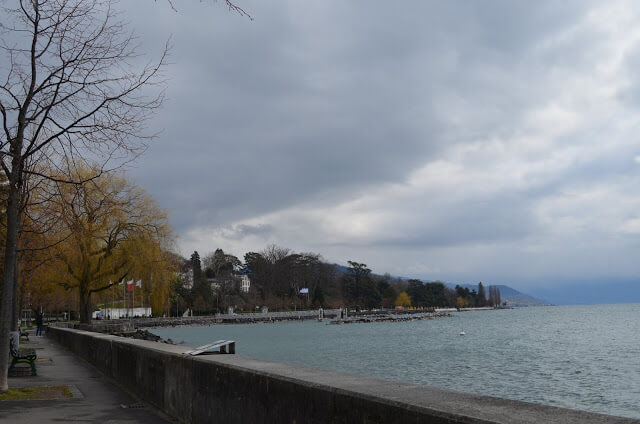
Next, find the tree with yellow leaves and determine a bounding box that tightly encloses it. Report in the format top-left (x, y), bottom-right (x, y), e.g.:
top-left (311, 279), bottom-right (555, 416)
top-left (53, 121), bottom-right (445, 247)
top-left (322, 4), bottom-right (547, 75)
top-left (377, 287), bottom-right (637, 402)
top-left (39, 167), bottom-right (175, 323)
top-left (395, 291), bottom-right (412, 308)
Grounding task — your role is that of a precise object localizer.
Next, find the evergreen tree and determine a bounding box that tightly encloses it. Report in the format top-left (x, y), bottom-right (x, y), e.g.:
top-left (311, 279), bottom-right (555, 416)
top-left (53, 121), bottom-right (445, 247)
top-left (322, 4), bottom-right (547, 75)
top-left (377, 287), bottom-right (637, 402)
top-left (312, 286), bottom-right (325, 307)
top-left (407, 279), bottom-right (426, 306)
top-left (341, 261), bottom-right (380, 309)
top-left (190, 251), bottom-right (213, 313)
top-left (407, 280), bottom-right (449, 307)
top-left (381, 285), bottom-right (397, 308)
top-left (190, 251), bottom-right (202, 283)
top-left (470, 289), bottom-right (478, 306)
top-left (424, 282), bottom-right (449, 307)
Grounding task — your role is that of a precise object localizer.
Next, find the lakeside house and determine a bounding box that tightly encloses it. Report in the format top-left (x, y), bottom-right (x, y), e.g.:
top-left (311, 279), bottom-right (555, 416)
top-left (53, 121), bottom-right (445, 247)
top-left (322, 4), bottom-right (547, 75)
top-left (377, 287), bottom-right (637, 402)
top-left (179, 269), bottom-right (194, 289)
top-left (207, 274), bottom-right (251, 293)
top-left (240, 275), bottom-right (250, 293)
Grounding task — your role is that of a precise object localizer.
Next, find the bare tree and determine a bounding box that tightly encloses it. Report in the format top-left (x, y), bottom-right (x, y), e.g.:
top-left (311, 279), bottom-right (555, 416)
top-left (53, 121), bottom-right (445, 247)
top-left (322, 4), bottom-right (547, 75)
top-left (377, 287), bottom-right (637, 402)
top-left (0, 0), bottom-right (167, 392)
top-left (162, 0), bottom-right (252, 20)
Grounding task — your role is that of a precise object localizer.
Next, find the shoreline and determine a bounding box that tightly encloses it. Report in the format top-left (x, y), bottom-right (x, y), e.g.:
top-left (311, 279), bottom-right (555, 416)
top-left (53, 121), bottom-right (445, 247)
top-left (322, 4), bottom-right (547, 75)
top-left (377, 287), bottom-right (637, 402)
top-left (138, 308), bottom-right (462, 330)
top-left (53, 307), bottom-right (506, 334)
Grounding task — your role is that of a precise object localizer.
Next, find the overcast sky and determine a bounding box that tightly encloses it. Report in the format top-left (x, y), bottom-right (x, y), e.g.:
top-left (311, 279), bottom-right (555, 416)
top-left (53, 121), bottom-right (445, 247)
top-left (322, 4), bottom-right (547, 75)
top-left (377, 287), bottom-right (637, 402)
top-left (119, 0), bottom-right (640, 291)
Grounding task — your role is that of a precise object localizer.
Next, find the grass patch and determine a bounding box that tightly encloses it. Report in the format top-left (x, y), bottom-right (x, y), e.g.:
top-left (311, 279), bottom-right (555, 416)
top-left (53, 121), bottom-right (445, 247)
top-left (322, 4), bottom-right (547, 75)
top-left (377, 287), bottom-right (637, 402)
top-left (0, 386), bottom-right (72, 401)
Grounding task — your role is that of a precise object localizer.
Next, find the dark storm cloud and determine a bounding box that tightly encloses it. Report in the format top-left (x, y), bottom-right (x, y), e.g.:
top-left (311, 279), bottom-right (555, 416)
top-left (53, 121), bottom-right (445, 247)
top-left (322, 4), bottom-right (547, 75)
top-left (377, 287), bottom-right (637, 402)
top-left (116, 1), bottom-right (640, 286)
top-left (125, 1), bottom-right (594, 230)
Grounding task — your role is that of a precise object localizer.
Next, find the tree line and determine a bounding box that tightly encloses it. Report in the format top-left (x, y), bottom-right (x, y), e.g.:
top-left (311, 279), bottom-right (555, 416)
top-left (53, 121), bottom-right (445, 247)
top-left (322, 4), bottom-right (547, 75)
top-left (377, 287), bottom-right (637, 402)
top-left (169, 246), bottom-right (504, 314)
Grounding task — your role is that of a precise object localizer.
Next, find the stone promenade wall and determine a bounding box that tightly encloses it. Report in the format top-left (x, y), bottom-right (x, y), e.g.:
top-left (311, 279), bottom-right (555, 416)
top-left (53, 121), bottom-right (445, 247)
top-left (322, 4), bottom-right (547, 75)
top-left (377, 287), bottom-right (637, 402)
top-left (47, 326), bottom-right (636, 424)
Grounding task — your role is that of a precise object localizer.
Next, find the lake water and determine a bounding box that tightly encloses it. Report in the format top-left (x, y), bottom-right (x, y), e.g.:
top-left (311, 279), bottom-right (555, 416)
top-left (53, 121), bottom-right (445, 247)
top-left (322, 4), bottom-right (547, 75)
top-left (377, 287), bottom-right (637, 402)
top-left (151, 304), bottom-right (640, 419)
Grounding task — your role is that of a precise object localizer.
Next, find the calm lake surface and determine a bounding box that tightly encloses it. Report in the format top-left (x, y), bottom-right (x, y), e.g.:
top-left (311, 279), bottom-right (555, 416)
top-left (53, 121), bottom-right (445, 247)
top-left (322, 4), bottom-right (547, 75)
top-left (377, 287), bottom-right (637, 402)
top-left (152, 304), bottom-right (640, 419)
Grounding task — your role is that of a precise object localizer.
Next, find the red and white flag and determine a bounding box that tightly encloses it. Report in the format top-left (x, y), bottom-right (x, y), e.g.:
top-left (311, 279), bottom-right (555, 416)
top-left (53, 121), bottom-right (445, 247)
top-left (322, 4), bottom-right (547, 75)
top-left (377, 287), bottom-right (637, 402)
top-left (126, 280), bottom-right (134, 292)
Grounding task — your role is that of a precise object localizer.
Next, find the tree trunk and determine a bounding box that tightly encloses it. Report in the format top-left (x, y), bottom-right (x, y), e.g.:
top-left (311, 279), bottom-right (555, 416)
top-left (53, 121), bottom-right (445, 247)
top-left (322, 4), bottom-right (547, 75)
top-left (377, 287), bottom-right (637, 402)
top-left (11, 255), bottom-right (19, 332)
top-left (0, 174), bottom-right (23, 392)
top-left (79, 285), bottom-right (92, 324)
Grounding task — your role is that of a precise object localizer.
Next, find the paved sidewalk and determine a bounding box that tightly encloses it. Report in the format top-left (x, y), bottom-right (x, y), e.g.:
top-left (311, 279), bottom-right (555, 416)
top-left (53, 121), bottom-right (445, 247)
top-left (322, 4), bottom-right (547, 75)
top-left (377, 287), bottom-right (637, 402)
top-left (0, 333), bottom-right (174, 423)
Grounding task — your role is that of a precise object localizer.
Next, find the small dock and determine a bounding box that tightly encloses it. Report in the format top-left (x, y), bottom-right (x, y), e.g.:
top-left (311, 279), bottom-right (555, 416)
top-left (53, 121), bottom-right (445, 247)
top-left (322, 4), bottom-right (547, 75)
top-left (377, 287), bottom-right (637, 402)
top-left (184, 340), bottom-right (236, 355)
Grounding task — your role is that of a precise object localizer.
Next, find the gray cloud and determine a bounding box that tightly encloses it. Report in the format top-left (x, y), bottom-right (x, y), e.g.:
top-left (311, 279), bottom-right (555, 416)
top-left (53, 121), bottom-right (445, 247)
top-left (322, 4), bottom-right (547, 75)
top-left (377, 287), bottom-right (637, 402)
top-left (117, 1), bottom-right (640, 288)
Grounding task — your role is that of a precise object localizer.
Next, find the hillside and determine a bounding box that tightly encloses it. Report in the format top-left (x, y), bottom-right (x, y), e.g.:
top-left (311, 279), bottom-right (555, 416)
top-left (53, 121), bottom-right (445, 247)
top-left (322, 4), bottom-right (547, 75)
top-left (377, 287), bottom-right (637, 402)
top-left (445, 283), bottom-right (552, 307)
top-left (333, 264), bottom-right (552, 306)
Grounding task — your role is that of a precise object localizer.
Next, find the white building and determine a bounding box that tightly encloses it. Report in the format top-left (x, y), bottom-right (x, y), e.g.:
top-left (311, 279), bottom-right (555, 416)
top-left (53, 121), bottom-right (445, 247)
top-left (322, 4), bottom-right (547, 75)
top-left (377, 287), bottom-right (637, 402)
top-left (93, 307), bottom-right (151, 319)
top-left (179, 269), bottom-right (194, 289)
top-left (208, 277), bottom-right (220, 291)
top-left (240, 274), bottom-right (250, 293)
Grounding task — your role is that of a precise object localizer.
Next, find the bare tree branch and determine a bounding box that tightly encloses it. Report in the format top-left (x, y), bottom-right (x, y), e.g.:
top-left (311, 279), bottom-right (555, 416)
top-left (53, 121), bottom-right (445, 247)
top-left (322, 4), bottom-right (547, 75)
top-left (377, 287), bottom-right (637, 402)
top-left (158, 0), bottom-right (253, 20)
top-left (0, 0), bottom-right (168, 392)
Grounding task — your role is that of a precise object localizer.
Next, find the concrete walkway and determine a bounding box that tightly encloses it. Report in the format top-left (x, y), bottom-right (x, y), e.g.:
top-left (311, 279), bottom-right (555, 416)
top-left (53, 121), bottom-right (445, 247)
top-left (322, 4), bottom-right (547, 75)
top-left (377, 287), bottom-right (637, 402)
top-left (0, 333), bottom-right (174, 423)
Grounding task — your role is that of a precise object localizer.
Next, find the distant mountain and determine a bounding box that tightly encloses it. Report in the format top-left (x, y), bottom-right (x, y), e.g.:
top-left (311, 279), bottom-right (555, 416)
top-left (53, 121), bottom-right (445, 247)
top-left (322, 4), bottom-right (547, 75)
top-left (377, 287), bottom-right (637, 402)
top-left (333, 264), bottom-right (350, 274)
top-left (493, 284), bottom-right (553, 307)
top-left (334, 263), bottom-right (639, 306)
top-left (444, 283), bottom-right (552, 307)
top-left (333, 263), bottom-right (552, 306)
top-left (526, 279), bottom-right (640, 306)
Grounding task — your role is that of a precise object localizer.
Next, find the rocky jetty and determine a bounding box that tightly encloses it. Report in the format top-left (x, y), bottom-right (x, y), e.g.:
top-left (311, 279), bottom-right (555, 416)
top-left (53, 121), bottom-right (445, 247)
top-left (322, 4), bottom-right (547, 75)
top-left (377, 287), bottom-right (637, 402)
top-left (132, 309), bottom-right (342, 328)
top-left (115, 329), bottom-right (176, 344)
top-left (328, 312), bottom-right (451, 325)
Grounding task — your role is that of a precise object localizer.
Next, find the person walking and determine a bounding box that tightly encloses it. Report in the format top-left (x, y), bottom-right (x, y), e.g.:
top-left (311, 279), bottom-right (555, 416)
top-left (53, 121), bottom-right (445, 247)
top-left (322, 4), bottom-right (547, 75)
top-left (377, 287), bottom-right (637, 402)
top-left (35, 310), bottom-right (44, 336)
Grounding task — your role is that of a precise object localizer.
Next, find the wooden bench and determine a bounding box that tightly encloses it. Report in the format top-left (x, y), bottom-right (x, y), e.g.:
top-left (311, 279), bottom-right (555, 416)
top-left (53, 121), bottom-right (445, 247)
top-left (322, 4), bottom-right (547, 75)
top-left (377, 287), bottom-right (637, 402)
top-left (9, 337), bottom-right (37, 376)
